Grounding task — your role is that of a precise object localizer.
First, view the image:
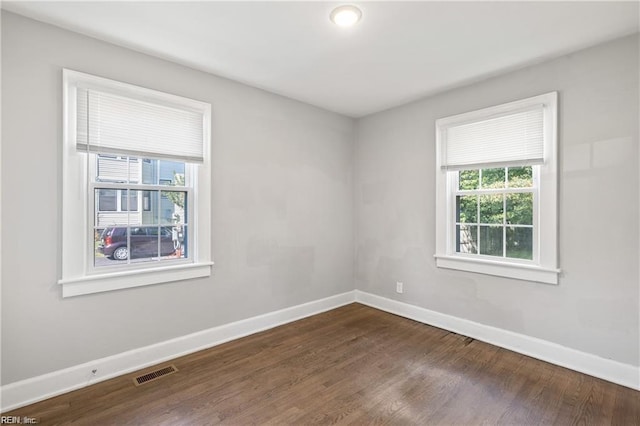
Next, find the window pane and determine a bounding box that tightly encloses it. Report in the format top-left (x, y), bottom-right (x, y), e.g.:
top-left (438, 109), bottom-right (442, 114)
top-left (96, 155), bottom-right (128, 183)
top-left (130, 226), bottom-right (159, 261)
top-left (142, 159), bottom-right (156, 185)
top-left (481, 168), bottom-right (505, 189)
top-left (142, 159), bottom-right (186, 186)
top-left (458, 169), bottom-right (479, 190)
top-left (94, 228), bottom-right (105, 266)
top-left (130, 190), bottom-right (139, 212)
top-left (160, 161), bottom-right (186, 187)
top-left (120, 189), bottom-right (139, 212)
top-left (507, 166), bottom-right (533, 188)
top-left (456, 195), bottom-right (477, 223)
top-left (94, 225), bottom-right (187, 266)
top-left (506, 227), bottom-right (533, 260)
top-left (95, 190), bottom-right (127, 229)
top-left (479, 194), bottom-right (503, 224)
top-left (97, 189), bottom-right (116, 211)
top-left (479, 226), bottom-right (503, 257)
top-left (141, 190), bottom-right (159, 224)
top-left (161, 225), bottom-right (187, 259)
top-left (127, 158), bottom-right (141, 184)
top-left (161, 191), bottom-right (187, 225)
top-left (95, 226), bottom-right (130, 266)
top-left (506, 193), bottom-right (533, 225)
top-left (456, 224), bottom-right (478, 254)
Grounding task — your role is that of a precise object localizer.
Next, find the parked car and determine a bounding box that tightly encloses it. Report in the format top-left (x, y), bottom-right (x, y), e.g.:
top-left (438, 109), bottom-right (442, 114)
top-left (98, 226), bottom-right (177, 260)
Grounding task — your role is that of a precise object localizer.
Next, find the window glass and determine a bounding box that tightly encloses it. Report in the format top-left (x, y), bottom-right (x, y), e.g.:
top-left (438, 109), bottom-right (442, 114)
top-left (142, 159), bottom-right (186, 186)
top-left (120, 189), bottom-right (139, 212)
top-left (507, 166), bottom-right (533, 188)
top-left (455, 167), bottom-right (534, 261)
top-left (458, 169), bottom-right (479, 190)
top-left (481, 168), bottom-right (505, 189)
top-left (98, 189), bottom-right (117, 211)
top-left (479, 194), bottom-right (503, 224)
top-left (479, 226), bottom-right (503, 257)
top-left (506, 227), bottom-right (533, 260)
top-left (456, 195), bottom-right (477, 223)
top-left (92, 156), bottom-right (188, 268)
top-left (161, 191), bottom-right (187, 225)
top-left (456, 224), bottom-right (478, 254)
top-left (506, 193), bottom-right (533, 225)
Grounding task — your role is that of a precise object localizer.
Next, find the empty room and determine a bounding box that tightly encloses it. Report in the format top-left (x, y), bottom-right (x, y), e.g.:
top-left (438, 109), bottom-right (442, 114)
top-left (1, 1), bottom-right (639, 424)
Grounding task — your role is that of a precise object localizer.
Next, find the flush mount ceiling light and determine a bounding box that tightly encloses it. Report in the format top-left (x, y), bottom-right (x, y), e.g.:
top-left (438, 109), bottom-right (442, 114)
top-left (330, 5), bottom-right (362, 27)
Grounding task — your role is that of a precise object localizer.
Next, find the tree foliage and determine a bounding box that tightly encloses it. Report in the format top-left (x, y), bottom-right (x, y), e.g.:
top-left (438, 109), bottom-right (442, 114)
top-left (165, 173), bottom-right (185, 223)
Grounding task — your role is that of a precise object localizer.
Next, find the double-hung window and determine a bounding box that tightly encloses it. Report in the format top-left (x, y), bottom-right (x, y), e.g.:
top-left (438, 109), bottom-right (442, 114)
top-left (60, 70), bottom-right (212, 297)
top-left (435, 92), bottom-right (559, 284)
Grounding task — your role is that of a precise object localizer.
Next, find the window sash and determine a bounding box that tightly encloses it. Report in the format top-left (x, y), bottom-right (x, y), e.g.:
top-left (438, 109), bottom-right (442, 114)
top-left (90, 181), bottom-right (192, 271)
top-left (89, 151), bottom-right (193, 271)
top-left (449, 166), bottom-right (540, 264)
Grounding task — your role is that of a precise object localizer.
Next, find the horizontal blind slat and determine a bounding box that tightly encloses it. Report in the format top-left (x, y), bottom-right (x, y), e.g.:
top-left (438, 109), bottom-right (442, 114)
top-left (442, 107), bottom-right (544, 169)
top-left (76, 88), bottom-right (204, 163)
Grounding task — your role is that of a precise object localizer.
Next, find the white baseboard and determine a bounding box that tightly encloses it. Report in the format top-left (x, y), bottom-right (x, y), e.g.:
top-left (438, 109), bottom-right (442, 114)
top-left (354, 290), bottom-right (639, 391)
top-left (0, 291), bottom-right (356, 412)
top-left (3, 289), bottom-right (637, 412)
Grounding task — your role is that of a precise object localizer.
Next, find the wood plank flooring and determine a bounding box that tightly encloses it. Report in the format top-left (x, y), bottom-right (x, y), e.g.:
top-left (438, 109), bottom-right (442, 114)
top-left (4, 303), bottom-right (639, 425)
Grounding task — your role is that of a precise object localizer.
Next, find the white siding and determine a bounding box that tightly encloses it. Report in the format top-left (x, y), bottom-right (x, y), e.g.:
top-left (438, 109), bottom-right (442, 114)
top-left (97, 156), bottom-right (141, 183)
top-left (96, 211), bottom-right (142, 228)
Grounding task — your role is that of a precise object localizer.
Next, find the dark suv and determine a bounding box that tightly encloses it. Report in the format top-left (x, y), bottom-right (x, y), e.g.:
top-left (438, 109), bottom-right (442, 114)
top-left (98, 226), bottom-right (176, 260)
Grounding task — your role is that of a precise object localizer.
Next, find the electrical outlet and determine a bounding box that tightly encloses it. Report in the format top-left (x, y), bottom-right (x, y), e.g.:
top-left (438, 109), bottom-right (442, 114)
top-left (396, 281), bottom-right (403, 294)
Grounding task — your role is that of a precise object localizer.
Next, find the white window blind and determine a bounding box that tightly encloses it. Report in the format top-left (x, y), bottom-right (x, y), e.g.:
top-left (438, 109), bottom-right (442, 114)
top-left (76, 88), bottom-right (205, 163)
top-left (440, 106), bottom-right (545, 170)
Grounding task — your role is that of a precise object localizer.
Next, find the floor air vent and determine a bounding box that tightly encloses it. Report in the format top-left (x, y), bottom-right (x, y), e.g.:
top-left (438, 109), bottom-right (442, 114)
top-left (133, 365), bottom-right (178, 386)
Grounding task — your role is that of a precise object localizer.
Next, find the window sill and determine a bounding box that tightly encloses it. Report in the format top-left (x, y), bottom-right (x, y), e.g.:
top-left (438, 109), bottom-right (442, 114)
top-left (58, 262), bottom-right (213, 297)
top-left (434, 254), bottom-right (559, 285)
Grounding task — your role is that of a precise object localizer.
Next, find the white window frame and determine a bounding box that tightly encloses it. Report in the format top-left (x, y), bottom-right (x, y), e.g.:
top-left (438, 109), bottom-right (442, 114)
top-left (435, 92), bottom-right (559, 284)
top-left (60, 69), bottom-right (213, 297)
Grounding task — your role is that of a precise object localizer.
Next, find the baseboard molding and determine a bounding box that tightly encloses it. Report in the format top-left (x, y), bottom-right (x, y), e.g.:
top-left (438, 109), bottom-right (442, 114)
top-left (354, 290), bottom-right (639, 391)
top-left (3, 289), bottom-right (637, 411)
top-left (1, 291), bottom-right (356, 412)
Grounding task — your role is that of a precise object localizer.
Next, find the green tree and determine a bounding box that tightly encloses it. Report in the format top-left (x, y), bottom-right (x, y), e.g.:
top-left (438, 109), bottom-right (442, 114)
top-left (165, 172), bottom-right (185, 223)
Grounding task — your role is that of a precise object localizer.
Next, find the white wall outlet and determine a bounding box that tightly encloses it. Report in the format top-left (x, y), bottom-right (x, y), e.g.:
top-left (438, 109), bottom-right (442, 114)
top-left (396, 281), bottom-right (403, 294)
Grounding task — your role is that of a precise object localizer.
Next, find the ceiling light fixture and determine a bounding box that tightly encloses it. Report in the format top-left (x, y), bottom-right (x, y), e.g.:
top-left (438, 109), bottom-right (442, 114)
top-left (330, 5), bottom-right (362, 27)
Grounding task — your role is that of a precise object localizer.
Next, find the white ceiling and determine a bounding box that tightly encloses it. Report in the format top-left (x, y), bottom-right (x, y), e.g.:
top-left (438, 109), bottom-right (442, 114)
top-left (3, 1), bottom-right (639, 117)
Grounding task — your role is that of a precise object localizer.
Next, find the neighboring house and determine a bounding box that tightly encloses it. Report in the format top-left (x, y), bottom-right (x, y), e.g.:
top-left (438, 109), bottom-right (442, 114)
top-left (95, 155), bottom-right (185, 229)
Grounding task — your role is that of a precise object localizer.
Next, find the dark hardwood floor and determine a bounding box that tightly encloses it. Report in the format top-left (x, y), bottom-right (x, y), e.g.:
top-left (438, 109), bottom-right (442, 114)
top-left (5, 303), bottom-right (639, 425)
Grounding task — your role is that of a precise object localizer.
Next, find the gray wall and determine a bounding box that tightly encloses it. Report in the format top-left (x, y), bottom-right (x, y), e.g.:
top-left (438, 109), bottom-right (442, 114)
top-left (355, 34), bottom-right (639, 366)
top-left (1, 12), bottom-right (354, 384)
top-left (2, 10), bottom-right (638, 387)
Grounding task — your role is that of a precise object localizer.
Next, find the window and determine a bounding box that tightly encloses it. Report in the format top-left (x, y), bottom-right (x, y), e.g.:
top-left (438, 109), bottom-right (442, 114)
top-left (60, 69), bottom-right (212, 297)
top-left (455, 166), bottom-right (535, 260)
top-left (435, 92), bottom-right (559, 284)
top-left (92, 156), bottom-right (188, 267)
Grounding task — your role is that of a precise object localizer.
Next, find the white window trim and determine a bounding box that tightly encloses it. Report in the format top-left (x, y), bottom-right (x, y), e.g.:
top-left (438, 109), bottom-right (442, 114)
top-left (435, 92), bottom-right (559, 284)
top-left (60, 69), bottom-right (213, 297)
